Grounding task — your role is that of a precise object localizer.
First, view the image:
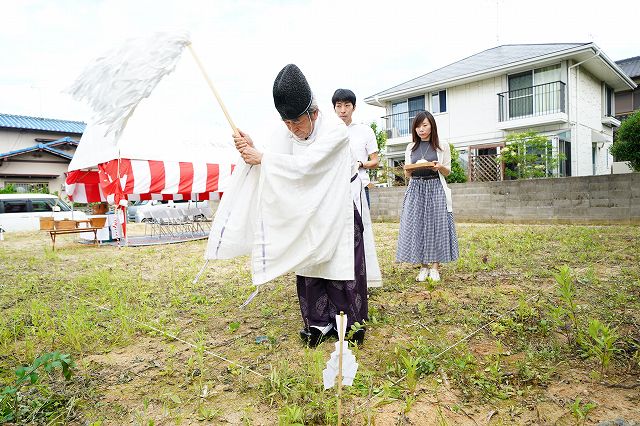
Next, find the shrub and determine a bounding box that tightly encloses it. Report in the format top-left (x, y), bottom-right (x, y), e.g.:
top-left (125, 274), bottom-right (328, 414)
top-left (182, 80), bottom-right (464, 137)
top-left (496, 131), bottom-right (564, 179)
top-left (610, 110), bottom-right (640, 172)
top-left (447, 143), bottom-right (467, 183)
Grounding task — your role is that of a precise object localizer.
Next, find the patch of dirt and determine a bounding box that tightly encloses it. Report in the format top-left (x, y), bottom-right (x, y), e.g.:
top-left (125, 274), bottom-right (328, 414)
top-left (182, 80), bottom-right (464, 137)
top-left (80, 336), bottom-right (272, 424)
top-left (542, 369), bottom-right (640, 424)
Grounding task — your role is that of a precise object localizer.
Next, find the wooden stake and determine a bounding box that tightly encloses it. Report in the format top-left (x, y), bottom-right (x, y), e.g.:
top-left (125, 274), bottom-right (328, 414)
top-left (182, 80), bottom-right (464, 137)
top-left (187, 43), bottom-right (239, 137)
top-left (337, 311), bottom-right (344, 426)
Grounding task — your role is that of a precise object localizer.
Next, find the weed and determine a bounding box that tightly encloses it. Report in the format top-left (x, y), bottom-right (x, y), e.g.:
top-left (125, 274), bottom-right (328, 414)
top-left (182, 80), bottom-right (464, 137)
top-left (263, 361), bottom-right (295, 405)
top-left (569, 397), bottom-right (596, 425)
top-left (400, 353), bottom-right (419, 393)
top-left (514, 350), bottom-right (555, 386)
top-left (0, 351), bottom-right (75, 424)
top-left (278, 405), bottom-right (304, 425)
top-left (582, 319), bottom-right (621, 377)
top-left (552, 265), bottom-right (580, 346)
top-left (403, 394), bottom-right (416, 414)
top-left (197, 405), bottom-right (220, 421)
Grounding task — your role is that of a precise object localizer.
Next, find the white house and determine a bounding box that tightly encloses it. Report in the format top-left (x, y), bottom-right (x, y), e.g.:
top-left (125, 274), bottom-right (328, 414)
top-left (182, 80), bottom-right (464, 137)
top-left (365, 43), bottom-right (637, 181)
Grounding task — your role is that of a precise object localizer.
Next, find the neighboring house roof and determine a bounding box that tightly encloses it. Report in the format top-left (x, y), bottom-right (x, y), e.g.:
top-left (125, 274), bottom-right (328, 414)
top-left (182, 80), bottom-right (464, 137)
top-left (0, 113), bottom-right (85, 134)
top-left (616, 56), bottom-right (640, 79)
top-left (0, 138), bottom-right (79, 161)
top-left (366, 43), bottom-right (636, 103)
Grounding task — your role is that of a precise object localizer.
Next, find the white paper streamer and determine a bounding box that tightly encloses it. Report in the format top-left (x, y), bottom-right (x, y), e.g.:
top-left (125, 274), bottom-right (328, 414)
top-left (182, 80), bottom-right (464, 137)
top-left (322, 314), bottom-right (359, 389)
top-left (68, 32), bottom-right (191, 140)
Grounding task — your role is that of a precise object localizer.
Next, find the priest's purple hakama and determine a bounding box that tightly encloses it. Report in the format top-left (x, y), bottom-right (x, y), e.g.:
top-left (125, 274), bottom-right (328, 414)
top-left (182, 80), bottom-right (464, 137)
top-left (296, 205), bottom-right (368, 331)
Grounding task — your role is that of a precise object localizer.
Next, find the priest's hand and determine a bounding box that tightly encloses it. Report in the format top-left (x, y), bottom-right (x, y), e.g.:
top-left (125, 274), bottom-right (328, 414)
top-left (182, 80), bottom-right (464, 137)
top-left (241, 145), bottom-right (263, 165)
top-left (233, 129), bottom-right (254, 152)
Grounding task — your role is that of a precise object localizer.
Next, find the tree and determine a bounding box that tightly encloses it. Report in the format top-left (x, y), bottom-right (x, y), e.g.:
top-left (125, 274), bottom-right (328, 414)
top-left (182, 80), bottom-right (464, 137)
top-left (446, 143), bottom-right (467, 183)
top-left (610, 110), bottom-right (640, 172)
top-left (496, 131), bottom-right (564, 179)
top-left (370, 121), bottom-right (387, 153)
top-left (369, 122), bottom-right (395, 184)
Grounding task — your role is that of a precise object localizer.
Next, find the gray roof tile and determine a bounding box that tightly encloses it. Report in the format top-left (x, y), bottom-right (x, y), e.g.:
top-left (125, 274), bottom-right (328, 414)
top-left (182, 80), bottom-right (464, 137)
top-left (369, 43), bottom-right (590, 99)
top-left (616, 56), bottom-right (640, 79)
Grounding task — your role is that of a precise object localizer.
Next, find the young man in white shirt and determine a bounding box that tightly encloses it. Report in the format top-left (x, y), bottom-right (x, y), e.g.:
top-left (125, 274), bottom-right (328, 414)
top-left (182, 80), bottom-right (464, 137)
top-left (332, 89), bottom-right (379, 207)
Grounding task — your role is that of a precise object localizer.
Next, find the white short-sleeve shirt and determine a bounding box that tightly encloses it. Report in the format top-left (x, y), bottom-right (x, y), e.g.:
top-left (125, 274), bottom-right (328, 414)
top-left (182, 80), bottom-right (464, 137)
top-left (347, 122), bottom-right (378, 186)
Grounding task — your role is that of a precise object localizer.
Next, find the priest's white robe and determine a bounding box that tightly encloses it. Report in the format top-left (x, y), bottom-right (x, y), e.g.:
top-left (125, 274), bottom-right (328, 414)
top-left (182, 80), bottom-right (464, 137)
top-left (205, 113), bottom-right (355, 285)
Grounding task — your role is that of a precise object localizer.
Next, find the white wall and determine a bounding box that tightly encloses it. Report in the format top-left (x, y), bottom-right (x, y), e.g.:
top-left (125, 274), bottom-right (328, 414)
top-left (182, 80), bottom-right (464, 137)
top-left (569, 66), bottom-right (614, 176)
top-left (0, 129), bottom-right (74, 151)
top-left (443, 76), bottom-right (505, 150)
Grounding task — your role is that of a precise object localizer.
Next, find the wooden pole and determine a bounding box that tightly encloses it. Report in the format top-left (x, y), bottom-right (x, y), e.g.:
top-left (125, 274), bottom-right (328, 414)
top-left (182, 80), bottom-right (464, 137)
top-left (337, 311), bottom-right (344, 426)
top-left (187, 43), bottom-right (239, 136)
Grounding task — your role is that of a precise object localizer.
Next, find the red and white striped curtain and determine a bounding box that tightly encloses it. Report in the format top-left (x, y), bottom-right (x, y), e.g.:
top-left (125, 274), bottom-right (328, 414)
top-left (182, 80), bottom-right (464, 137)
top-left (66, 158), bottom-right (233, 204)
top-left (65, 170), bottom-right (105, 203)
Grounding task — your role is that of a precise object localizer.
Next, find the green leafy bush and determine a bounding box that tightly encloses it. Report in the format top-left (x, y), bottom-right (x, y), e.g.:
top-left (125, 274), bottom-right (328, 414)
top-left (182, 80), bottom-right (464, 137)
top-left (496, 131), bottom-right (564, 179)
top-left (610, 110), bottom-right (640, 171)
top-left (446, 143), bottom-right (468, 184)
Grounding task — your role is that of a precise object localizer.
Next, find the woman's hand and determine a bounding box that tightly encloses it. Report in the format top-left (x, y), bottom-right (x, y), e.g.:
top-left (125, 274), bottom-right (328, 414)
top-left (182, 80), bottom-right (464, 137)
top-left (430, 161), bottom-right (450, 176)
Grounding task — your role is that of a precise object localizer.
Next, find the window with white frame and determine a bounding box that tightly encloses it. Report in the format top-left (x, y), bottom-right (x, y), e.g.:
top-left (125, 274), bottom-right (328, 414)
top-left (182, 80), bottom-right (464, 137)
top-left (389, 96), bottom-right (425, 137)
top-left (391, 100), bottom-right (408, 137)
top-left (558, 137), bottom-right (571, 177)
top-left (431, 90), bottom-right (447, 113)
top-left (507, 64), bottom-right (561, 119)
top-left (604, 85), bottom-right (614, 117)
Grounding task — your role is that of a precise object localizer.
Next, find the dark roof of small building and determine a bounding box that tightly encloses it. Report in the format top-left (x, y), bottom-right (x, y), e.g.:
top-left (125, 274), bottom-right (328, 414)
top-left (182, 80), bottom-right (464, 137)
top-left (616, 56), bottom-right (640, 79)
top-left (0, 138), bottom-right (79, 161)
top-left (367, 43), bottom-right (591, 99)
top-left (0, 113), bottom-right (85, 134)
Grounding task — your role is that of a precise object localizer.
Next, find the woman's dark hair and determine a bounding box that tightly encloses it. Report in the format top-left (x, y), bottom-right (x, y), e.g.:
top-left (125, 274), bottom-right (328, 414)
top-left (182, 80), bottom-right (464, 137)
top-left (411, 110), bottom-right (440, 152)
top-left (331, 89), bottom-right (356, 107)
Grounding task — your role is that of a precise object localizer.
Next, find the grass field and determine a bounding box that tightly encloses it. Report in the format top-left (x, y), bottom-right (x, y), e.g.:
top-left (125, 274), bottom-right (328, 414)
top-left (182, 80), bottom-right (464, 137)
top-left (1, 223), bottom-right (639, 425)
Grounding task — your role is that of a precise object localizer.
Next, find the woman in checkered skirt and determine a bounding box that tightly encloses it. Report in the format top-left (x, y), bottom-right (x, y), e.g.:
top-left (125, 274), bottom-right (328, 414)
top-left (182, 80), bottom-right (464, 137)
top-left (396, 111), bottom-right (459, 282)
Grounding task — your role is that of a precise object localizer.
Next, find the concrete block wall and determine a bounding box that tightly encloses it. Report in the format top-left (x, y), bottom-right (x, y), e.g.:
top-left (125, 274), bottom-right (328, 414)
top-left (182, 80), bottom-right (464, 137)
top-left (369, 173), bottom-right (640, 224)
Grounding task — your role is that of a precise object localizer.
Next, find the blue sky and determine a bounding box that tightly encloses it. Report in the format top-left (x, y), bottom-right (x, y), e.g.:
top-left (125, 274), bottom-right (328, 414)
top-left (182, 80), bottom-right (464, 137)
top-left (1, 0), bottom-right (637, 138)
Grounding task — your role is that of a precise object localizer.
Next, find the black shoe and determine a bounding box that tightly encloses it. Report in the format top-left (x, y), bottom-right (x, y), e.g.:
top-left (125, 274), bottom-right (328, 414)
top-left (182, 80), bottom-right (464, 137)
top-left (299, 328), bottom-right (311, 342)
top-left (348, 328), bottom-right (366, 346)
top-left (299, 327), bottom-right (330, 348)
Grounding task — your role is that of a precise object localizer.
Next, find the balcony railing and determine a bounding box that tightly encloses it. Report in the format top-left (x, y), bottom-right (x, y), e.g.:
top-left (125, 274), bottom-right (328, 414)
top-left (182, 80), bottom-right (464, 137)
top-left (381, 109), bottom-right (424, 139)
top-left (498, 81), bottom-right (566, 122)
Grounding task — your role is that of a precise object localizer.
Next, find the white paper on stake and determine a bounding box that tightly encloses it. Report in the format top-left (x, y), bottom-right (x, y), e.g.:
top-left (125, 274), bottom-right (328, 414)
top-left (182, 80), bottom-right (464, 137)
top-left (322, 314), bottom-right (359, 390)
top-left (336, 314), bottom-right (348, 340)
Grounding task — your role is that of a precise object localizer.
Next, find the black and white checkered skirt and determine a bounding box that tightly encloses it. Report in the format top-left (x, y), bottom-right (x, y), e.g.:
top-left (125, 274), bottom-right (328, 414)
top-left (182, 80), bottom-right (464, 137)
top-left (396, 177), bottom-right (459, 264)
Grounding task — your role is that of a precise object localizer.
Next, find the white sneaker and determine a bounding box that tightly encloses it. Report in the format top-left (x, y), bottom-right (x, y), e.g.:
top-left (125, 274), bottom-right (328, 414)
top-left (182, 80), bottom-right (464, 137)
top-left (429, 269), bottom-right (440, 282)
top-left (416, 267), bottom-right (429, 282)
